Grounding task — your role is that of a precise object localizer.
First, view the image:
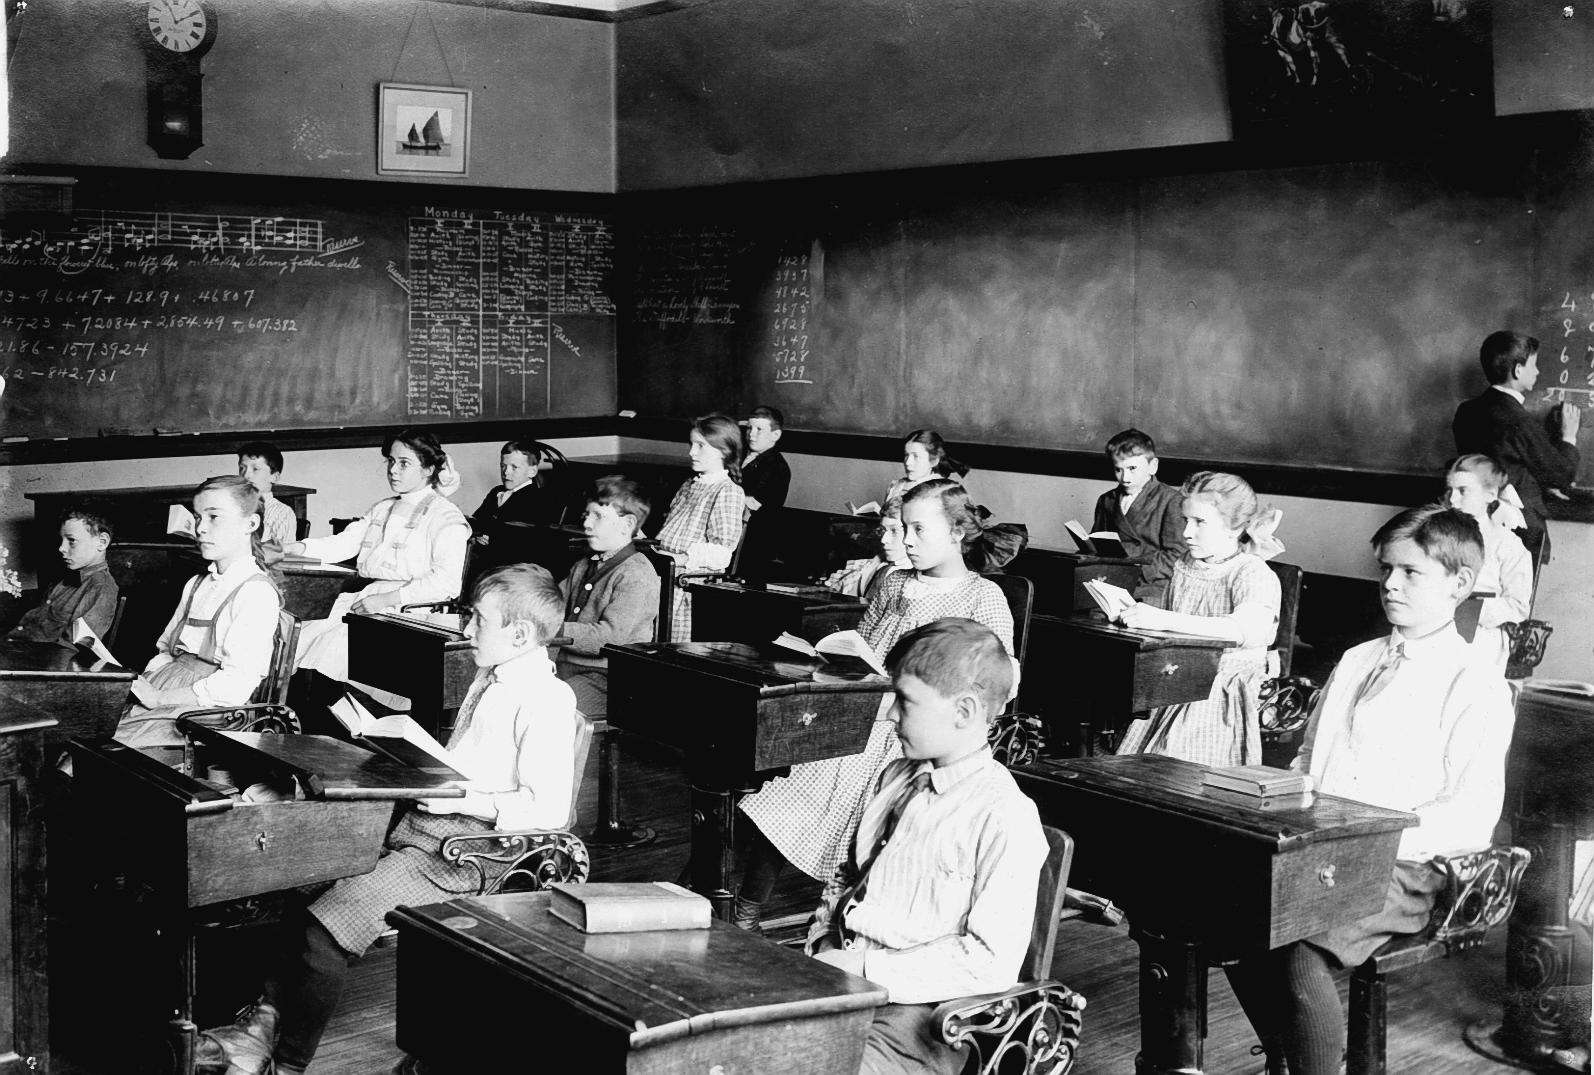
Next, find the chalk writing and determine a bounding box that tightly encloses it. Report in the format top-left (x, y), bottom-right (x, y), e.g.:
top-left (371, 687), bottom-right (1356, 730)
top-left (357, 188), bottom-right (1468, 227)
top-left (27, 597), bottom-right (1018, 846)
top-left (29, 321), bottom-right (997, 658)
top-left (770, 249), bottom-right (814, 386)
top-left (631, 226), bottom-right (744, 327)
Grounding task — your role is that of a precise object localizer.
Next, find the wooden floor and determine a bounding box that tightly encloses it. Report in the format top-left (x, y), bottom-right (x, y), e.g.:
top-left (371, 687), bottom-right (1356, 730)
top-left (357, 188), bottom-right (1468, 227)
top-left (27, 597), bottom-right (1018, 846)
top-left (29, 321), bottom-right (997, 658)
top-left (56, 735), bottom-right (1540, 1074)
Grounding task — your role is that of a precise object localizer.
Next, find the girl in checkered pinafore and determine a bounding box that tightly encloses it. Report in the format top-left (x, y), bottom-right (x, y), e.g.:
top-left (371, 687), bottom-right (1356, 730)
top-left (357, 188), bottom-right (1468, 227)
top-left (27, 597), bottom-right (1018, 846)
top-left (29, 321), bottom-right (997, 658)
top-left (1115, 471), bottom-right (1284, 769)
top-left (654, 414), bottom-right (745, 641)
top-left (734, 479), bottom-right (1015, 930)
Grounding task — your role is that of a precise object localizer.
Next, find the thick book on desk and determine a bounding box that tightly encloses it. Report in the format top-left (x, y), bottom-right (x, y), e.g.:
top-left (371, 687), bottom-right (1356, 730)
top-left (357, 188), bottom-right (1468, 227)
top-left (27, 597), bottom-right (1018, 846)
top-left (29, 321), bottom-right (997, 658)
top-left (1201, 784), bottom-right (1316, 812)
top-left (1201, 764), bottom-right (1312, 797)
top-left (548, 881), bottom-right (712, 933)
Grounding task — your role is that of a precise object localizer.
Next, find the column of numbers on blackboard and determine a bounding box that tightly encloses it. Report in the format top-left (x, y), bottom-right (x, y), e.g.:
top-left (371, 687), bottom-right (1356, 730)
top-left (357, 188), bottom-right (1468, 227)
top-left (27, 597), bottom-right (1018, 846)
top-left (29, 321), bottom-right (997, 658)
top-left (406, 212), bottom-right (614, 420)
top-left (771, 253), bottom-right (812, 385)
top-left (1546, 292), bottom-right (1594, 408)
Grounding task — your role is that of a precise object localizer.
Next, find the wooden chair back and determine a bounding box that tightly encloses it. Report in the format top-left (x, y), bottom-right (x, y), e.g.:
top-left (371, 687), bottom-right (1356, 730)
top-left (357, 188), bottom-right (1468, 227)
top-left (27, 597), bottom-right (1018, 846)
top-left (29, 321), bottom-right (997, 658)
top-left (562, 714), bottom-right (596, 830)
top-left (1267, 560), bottom-right (1305, 678)
top-left (250, 608), bottom-right (301, 706)
top-left (103, 594), bottom-right (129, 650)
top-left (638, 545), bottom-right (676, 643)
top-left (295, 516), bottom-right (311, 541)
top-left (983, 572), bottom-right (1035, 670)
top-left (1521, 527), bottom-right (1549, 614)
top-left (1022, 824), bottom-right (1075, 981)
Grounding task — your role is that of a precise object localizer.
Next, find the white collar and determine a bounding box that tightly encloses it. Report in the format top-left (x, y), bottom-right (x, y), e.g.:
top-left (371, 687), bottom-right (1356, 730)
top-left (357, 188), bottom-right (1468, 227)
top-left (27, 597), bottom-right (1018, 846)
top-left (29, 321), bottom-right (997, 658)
top-left (1384, 621), bottom-right (1464, 660)
top-left (205, 556), bottom-right (259, 581)
top-left (694, 470), bottom-right (731, 486)
top-left (1491, 384), bottom-right (1525, 403)
top-left (486, 645), bottom-right (553, 682)
top-left (502, 478), bottom-right (534, 494)
top-left (397, 486), bottom-right (434, 505)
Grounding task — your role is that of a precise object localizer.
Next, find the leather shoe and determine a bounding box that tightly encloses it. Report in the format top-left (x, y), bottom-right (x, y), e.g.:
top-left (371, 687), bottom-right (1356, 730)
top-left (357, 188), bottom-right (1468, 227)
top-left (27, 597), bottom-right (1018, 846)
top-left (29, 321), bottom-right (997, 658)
top-left (732, 895), bottom-right (764, 934)
top-left (195, 998), bottom-right (281, 1075)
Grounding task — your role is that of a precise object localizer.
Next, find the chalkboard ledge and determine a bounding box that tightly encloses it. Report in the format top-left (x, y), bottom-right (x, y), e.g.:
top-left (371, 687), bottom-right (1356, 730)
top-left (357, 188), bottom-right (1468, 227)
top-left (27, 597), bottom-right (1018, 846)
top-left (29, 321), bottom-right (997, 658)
top-left (0, 417), bottom-right (613, 467)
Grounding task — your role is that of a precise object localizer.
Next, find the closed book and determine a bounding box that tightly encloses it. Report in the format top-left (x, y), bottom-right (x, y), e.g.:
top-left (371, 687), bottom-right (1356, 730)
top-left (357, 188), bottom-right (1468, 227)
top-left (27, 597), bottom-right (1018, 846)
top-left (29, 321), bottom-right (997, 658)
top-left (548, 881), bottom-right (712, 934)
top-left (1201, 785), bottom-right (1315, 812)
top-left (1200, 764), bottom-right (1311, 797)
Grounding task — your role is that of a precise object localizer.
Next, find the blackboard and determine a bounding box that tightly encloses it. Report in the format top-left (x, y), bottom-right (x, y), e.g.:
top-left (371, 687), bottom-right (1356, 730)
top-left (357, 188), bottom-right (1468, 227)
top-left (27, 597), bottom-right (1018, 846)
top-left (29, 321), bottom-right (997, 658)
top-left (621, 156), bottom-right (1556, 478)
top-left (0, 172), bottom-right (616, 442)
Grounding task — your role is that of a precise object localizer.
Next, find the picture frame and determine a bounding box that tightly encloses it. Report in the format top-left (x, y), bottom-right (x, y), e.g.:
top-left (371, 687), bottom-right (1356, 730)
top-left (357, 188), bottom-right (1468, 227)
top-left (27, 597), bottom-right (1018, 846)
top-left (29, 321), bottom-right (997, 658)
top-left (377, 83), bottom-right (471, 177)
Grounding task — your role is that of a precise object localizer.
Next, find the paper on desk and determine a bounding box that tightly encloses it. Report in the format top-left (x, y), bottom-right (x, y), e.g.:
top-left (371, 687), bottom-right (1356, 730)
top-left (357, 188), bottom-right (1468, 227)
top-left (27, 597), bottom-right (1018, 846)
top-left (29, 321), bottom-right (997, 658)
top-left (167, 504), bottom-right (196, 538)
top-left (130, 676), bottom-right (161, 709)
top-left (72, 617), bottom-right (119, 670)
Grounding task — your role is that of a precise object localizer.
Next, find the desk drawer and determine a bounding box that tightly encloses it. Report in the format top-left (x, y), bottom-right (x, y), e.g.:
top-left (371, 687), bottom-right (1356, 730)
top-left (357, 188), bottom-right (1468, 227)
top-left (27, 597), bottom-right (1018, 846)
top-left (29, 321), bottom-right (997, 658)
top-left (752, 693), bottom-right (881, 772)
top-left (186, 799), bottom-right (393, 907)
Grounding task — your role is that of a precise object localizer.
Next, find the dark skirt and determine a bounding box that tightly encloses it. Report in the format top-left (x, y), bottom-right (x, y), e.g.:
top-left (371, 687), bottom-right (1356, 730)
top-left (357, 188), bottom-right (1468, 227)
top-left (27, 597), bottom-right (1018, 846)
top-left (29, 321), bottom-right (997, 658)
top-left (1305, 859), bottom-right (1446, 969)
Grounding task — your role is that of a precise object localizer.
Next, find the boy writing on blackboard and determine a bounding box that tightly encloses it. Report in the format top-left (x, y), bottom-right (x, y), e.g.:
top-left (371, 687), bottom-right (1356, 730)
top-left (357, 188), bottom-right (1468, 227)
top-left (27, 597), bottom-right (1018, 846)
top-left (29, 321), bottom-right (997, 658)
top-left (1091, 428), bottom-right (1185, 602)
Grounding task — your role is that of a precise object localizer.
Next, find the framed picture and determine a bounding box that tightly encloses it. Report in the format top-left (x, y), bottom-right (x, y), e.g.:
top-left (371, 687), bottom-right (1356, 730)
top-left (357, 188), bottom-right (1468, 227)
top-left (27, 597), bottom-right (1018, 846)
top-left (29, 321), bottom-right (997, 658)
top-left (377, 83), bottom-right (471, 177)
top-left (1224, 0), bottom-right (1493, 143)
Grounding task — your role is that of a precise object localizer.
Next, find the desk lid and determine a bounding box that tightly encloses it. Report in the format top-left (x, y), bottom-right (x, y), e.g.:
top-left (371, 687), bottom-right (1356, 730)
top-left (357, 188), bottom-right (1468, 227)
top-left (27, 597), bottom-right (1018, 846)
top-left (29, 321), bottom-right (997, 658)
top-left (0, 639), bottom-right (135, 679)
top-left (1016, 756), bottom-right (1415, 849)
top-left (604, 641), bottom-right (887, 693)
top-left (1051, 614), bottom-right (1235, 651)
top-left (684, 579), bottom-right (865, 610)
top-left (347, 610), bottom-right (467, 640)
top-left (388, 893), bottom-right (886, 1049)
top-left (183, 730), bottom-right (466, 801)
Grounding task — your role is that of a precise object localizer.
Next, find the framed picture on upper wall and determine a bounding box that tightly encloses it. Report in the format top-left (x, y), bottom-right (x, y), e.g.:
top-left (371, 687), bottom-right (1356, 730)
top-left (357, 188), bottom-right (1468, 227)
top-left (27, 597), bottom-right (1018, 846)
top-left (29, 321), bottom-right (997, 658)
top-left (1224, 0), bottom-right (1493, 144)
top-left (377, 83), bottom-right (471, 177)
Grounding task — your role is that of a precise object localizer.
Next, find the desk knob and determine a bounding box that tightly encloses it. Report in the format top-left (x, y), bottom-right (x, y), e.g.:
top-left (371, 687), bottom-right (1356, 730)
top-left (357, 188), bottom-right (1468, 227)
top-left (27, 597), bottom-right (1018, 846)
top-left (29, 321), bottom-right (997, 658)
top-left (1318, 863), bottom-right (1336, 888)
top-left (1161, 662), bottom-right (1180, 677)
top-left (800, 711), bottom-right (817, 726)
top-left (255, 831), bottom-right (270, 852)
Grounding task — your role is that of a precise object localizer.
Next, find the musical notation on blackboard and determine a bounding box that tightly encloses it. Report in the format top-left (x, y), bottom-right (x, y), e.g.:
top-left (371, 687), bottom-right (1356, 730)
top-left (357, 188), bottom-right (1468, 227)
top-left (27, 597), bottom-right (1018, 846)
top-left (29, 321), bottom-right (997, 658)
top-left (0, 210), bottom-right (327, 258)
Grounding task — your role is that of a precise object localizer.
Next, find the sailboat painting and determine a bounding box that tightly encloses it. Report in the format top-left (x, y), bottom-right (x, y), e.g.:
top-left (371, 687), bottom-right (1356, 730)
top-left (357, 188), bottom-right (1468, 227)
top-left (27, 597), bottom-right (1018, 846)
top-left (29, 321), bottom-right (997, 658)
top-left (378, 83), bottom-right (472, 177)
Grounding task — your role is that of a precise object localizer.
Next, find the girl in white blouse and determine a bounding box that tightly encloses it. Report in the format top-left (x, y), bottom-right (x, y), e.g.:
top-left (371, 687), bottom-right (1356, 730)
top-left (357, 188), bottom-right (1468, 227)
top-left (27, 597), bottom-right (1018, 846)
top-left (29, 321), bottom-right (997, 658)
top-left (116, 475), bottom-right (282, 753)
top-left (289, 429), bottom-right (469, 689)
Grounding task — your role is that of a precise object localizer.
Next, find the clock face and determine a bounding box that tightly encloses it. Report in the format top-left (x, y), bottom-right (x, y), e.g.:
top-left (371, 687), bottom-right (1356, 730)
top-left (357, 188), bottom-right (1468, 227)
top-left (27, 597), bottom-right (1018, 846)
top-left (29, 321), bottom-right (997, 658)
top-left (146, 0), bottom-right (208, 53)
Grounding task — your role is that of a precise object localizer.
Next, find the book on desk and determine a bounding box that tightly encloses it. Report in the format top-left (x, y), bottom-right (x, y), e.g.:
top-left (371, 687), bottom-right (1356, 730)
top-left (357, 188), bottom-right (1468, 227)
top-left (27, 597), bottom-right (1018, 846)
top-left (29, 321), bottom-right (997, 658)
top-left (549, 881), bottom-right (712, 933)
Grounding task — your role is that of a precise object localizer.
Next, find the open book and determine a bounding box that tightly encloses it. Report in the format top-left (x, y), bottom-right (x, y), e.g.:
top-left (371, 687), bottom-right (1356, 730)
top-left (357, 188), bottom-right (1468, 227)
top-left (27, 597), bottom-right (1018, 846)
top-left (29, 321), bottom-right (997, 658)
top-left (1523, 678), bottom-right (1594, 698)
top-left (1064, 520), bottom-right (1128, 559)
top-left (167, 504), bottom-right (196, 539)
top-left (844, 500), bottom-right (882, 517)
top-left (328, 693), bottom-right (458, 775)
top-left (1082, 578), bottom-right (1135, 621)
top-left (772, 629), bottom-right (887, 676)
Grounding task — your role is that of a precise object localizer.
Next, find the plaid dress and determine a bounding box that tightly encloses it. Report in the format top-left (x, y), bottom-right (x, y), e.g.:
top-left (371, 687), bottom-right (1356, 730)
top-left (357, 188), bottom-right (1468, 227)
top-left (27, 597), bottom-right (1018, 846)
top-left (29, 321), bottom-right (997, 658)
top-left (1117, 552), bottom-right (1280, 767)
top-left (655, 474), bottom-right (745, 641)
top-left (739, 569), bottom-right (1014, 882)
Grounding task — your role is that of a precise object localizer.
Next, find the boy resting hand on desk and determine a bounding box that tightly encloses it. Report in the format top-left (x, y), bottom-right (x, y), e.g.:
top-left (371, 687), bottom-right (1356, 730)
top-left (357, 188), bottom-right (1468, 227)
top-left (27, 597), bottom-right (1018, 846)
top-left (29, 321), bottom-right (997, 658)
top-left (806, 618), bottom-right (1048, 1075)
top-left (556, 476), bottom-right (660, 719)
top-left (7, 507), bottom-right (118, 647)
top-left (1226, 505), bottom-right (1515, 1075)
top-left (196, 564), bottom-right (579, 1075)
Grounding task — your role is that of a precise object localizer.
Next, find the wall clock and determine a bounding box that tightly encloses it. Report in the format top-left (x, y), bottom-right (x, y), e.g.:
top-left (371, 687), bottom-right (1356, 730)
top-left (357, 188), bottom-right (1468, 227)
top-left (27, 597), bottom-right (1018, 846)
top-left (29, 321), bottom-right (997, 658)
top-left (138, 0), bottom-right (218, 159)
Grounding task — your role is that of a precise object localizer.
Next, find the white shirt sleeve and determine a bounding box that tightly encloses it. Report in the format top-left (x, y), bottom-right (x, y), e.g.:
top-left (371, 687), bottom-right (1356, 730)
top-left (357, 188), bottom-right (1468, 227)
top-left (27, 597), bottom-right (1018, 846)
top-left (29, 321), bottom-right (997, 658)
top-left (300, 515), bottom-right (371, 565)
top-left (394, 515), bottom-right (470, 606)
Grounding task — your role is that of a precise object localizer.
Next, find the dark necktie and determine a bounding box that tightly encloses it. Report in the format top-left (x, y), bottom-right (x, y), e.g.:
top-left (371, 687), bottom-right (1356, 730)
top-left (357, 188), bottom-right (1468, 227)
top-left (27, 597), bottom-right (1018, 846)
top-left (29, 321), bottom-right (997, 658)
top-left (837, 770), bottom-right (933, 941)
top-left (447, 669), bottom-right (496, 749)
top-left (1351, 641), bottom-right (1406, 712)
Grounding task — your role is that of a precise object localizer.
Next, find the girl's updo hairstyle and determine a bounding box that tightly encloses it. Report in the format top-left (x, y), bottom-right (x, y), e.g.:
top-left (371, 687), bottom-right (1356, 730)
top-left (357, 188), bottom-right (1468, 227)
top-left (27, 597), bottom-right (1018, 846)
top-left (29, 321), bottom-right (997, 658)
top-left (383, 428), bottom-right (449, 488)
top-left (193, 474), bottom-right (272, 574)
top-left (1447, 453), bottom-right (1509, 495)
top-left (693, 413), bottom-right (744, 486)
top-left (903, 478), bottom-right (981, 539)
top-left (905, 429), bottom-right (970, 480)
top-left (1180, 471), bottom-right (1260, 530)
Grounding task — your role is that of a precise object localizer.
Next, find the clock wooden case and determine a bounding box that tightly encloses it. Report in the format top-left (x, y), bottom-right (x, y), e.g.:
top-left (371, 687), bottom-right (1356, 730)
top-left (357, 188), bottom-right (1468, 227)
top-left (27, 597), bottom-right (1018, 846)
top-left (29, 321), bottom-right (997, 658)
top-left (136, 0), bottom-right (218, 160)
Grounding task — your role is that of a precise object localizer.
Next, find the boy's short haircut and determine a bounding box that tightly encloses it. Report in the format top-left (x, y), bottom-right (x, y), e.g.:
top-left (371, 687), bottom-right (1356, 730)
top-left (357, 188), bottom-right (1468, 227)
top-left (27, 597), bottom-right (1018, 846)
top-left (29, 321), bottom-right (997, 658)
top-left (589, 475), bottom-right (651, 533)
top-left (885, 617), bottom-right (1013, 720)
top-left (501, 439), bottom-right (541, 462)
top-left (1479, 330), bottom-right (1539, 385)
top-left (1447, 453), bottom-right (1508, 494)
top-left (470, 563), bottom-right (564, 643)
top-left (1372, 504), bottom-right (1484, 577)
top-left (237, 440), bottom-right (284, 477)
top-left (62, 506), bottom-right (114, 542)
top-left (749, 404), bottom-right (784, 430)
top-left (1105, 428), bottom-right (1158, 461)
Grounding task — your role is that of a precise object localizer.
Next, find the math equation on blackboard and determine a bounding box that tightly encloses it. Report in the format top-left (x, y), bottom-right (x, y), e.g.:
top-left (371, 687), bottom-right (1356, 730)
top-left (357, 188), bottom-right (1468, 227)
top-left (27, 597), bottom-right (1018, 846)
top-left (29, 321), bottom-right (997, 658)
top-left (770, 253), bottom-right (813, 386)
top-left (1543, 292), bottom-right (1594, 408)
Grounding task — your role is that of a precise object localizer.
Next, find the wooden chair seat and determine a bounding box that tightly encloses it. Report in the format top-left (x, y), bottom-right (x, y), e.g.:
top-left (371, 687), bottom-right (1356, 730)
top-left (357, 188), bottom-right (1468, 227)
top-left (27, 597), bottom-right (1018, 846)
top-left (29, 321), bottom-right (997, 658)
top-left (1347, 845), bottom-right (1531, 1075)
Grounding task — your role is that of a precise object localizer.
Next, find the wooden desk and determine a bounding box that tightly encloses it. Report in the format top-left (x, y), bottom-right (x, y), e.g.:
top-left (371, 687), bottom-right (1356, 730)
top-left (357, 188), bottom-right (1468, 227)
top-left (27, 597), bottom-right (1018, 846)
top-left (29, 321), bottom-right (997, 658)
top-left (0, 639), bottom-right (133, 750)
top-left (685, 580), bottom-right (866, 646)
top-left (387, 892), bottom-right (887, 1074)
top-left (605, 641), bottom-right (888, 916)
top-left (346, 610), bottom-right (473, 725)
top-left (1036, 614), bottom-right (1232, 751)
top-left (1015, 755), bottom-right (1415, 1075)
top-left (28, 484), bottom-right (314, 589)
top-left (278, 559), bottom-right (359, 620)
top-left (1005, 545), bottom-right (1145, 618)
top-left (1479, 689), bottom-right (1594, 1065)
top-left (480, 521), bottom-right (588, 578)
top-left (0, 708), bottom-right (54, 1074)
top-left (70, 732), bottom-right (462, 1071)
